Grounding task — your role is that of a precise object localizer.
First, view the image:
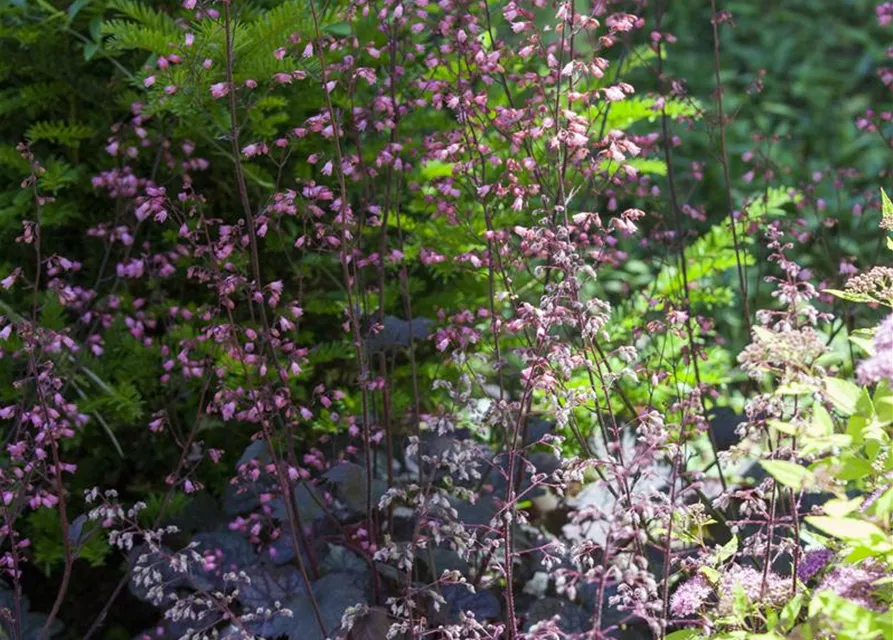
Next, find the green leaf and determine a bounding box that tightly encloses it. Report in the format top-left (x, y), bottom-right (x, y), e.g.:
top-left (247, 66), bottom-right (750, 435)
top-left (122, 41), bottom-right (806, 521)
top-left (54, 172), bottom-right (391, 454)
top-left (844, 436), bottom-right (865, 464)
top-left (822, 497), bottom-right (864, 518)
top-left (882, 188), bottom-right (893, 225)
top-left (67, 0), bottom-right (90, 25)
top-left (732, 582), bottom-right (749, 617)
top-left (777, 382), bottom-right (813, 396)
top-left (808, 588), bottom-right (892, 637)
top-left (421, 160), bottom-right (455, 180)
top-left (823, 377), bottom-right (863, 415)
top-left (624, 158), bottom-right (668, 176)
top-left (874, 383), bottom-right (893, 424)
top-left (83, 41), bottom-right (99, 61)
top-left (868, 487), bottom-right (893, 519)
top-left (848, 335), bottom-right (876, 357)
top-left (699, 566), bottom-right (721, 584)
top-left (779, 593), bottom-right (804, 633)
top-left (810, 405), bottom-right (834, 437)
top-left (89, 15), bottom-right (103, 41)
top-left (837, 454), bottom-right (873, 481)
top-left (766, 607), bottom-right (779, 631)
top-left (716, 535), bottom-right (739, 563)
top-left (761, 460), bottom-right (814, 489)
top-left (745, 186), bottom-right (801, 219)
top-left (323, 22), bottom-right (351, 36)
top-left (26, 120), bottom-right (94, 147)
top-left (805, 516), bottom-right (887, 542)
top-left (769, 419), bottom-right (799, 436)
top-left (822, 289), bottom-right (874, 304)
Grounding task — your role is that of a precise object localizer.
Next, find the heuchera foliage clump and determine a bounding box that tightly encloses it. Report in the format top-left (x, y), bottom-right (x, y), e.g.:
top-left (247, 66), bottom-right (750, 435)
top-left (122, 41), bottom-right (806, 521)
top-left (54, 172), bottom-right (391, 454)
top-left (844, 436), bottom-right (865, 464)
top-left (0, 0), bottom-right (891, 639)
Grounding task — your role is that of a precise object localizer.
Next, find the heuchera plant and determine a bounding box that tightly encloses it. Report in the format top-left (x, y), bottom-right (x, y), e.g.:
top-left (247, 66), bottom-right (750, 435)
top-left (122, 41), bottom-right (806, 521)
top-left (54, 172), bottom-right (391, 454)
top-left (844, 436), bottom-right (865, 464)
top-left (0, 0), bottom-right (890, 639)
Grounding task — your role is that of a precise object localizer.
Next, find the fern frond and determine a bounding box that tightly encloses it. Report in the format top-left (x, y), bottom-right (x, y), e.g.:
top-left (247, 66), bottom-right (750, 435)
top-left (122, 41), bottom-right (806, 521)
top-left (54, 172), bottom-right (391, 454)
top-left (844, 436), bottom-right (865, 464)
top-left (0, 145), bottom-right (29, 173)
top-left (595, 96), bottom-right (701, 131)
top-left (241, 0), bottom-right (314, 54)
top-left (38, 201), bottom-right (82, 229)
top-left (619, 44), bottom-right (656, 75)
top-left (599, 157), bottom-right (668, 177)
top-left (102, 19), bottom-right (177, 53)
top-left (106, 0), bottom-right (179, 34)
top-left (655, 223), bottom-right (756, 300)
top-left (0, 89), bottom-right (25, 120)
top-left (0, 83), bottom-right (64, 119)
top-left (26, 121), bottom-right (94, 147)
top-left (744, 186), bottom-right (800, 219)
top-left (38, 158), bottom-right (81, 194)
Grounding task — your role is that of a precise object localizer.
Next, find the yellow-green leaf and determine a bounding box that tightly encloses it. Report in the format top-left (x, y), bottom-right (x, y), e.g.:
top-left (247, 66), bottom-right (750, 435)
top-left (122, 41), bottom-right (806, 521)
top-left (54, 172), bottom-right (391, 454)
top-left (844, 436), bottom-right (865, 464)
top-left (761, 460), bottom-right (814, 489)
top-left (810, 405), bottom-right (834, 437)
top-left (882, 188), bottom-right (893, 226)
top-left (805, 516), bottom-right (887, 542)
top-left (823, 377), bottom-right (862, 415)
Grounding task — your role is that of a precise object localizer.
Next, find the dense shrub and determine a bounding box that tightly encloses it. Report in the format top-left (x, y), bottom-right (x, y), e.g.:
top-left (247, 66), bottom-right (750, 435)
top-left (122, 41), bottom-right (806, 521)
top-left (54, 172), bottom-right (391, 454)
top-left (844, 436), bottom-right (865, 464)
top-left (0, 0), bottom-right (890, 639)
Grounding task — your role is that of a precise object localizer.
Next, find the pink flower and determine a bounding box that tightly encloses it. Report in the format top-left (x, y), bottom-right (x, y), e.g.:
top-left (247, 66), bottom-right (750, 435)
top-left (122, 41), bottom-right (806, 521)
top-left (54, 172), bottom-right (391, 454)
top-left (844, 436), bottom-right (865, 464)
top-left (183, 0), bottom-right (196, 8)
top-left (210, 82), bottom-right (229, 99)
top-left (143, 75), bottom-right (156, 88)
top-left (603, 85), bottom-right (626, 101)
top-left (221, 402), bottom-right (236, 421)
top-left (857, 314), bottom-right (893, 385)
top-left (1, 269), bottom-right (20, 290)
top-left (670, 575), bottom-right (712, 617)
top-left (817, 561), bottom-right (888, 611)
top-left (241, 143), bottom-right (269, 158)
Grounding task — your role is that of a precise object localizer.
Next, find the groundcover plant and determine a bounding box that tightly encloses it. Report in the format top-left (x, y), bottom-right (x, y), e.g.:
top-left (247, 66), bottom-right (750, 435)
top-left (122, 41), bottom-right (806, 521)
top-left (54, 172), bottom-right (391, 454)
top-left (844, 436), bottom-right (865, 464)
top-left (0, 0), bottom-right (890, 638)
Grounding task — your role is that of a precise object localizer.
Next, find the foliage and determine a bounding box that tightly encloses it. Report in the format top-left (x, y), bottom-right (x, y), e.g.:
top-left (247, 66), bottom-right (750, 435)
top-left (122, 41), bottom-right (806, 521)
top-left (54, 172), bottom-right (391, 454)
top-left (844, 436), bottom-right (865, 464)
top-left (0, 0), bottom-right (890, 639)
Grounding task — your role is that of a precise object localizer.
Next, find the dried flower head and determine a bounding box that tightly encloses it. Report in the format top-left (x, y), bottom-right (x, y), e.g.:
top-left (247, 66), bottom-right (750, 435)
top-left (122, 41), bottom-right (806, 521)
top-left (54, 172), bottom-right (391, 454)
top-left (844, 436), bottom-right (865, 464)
top-left (845, 266), bottom-right (893, 306)
top-left (738, 326), bottom-right (828, 379)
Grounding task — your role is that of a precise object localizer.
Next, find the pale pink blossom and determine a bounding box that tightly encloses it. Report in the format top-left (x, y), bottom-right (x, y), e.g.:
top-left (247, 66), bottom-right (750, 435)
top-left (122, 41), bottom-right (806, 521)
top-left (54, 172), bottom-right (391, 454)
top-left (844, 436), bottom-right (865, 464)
top-left (210, 82), bottom-right (229, 99)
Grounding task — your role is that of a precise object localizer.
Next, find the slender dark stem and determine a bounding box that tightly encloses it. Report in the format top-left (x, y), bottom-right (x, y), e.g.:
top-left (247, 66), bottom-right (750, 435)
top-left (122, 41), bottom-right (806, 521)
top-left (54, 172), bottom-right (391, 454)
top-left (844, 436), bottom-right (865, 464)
top-left (221, 4), bottom-right (328, 636)
top-left (654, 0), bottom-right (727, 492)
top-left (708, 0), bottom-right (751, 332)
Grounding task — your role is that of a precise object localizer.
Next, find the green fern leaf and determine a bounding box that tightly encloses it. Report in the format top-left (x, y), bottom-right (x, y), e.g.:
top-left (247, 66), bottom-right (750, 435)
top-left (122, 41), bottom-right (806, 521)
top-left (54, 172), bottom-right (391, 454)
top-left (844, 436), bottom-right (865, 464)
top-left (26, 120), bottom-right (94, 147)
top-left (106, 0), bottom-right (179, 34)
